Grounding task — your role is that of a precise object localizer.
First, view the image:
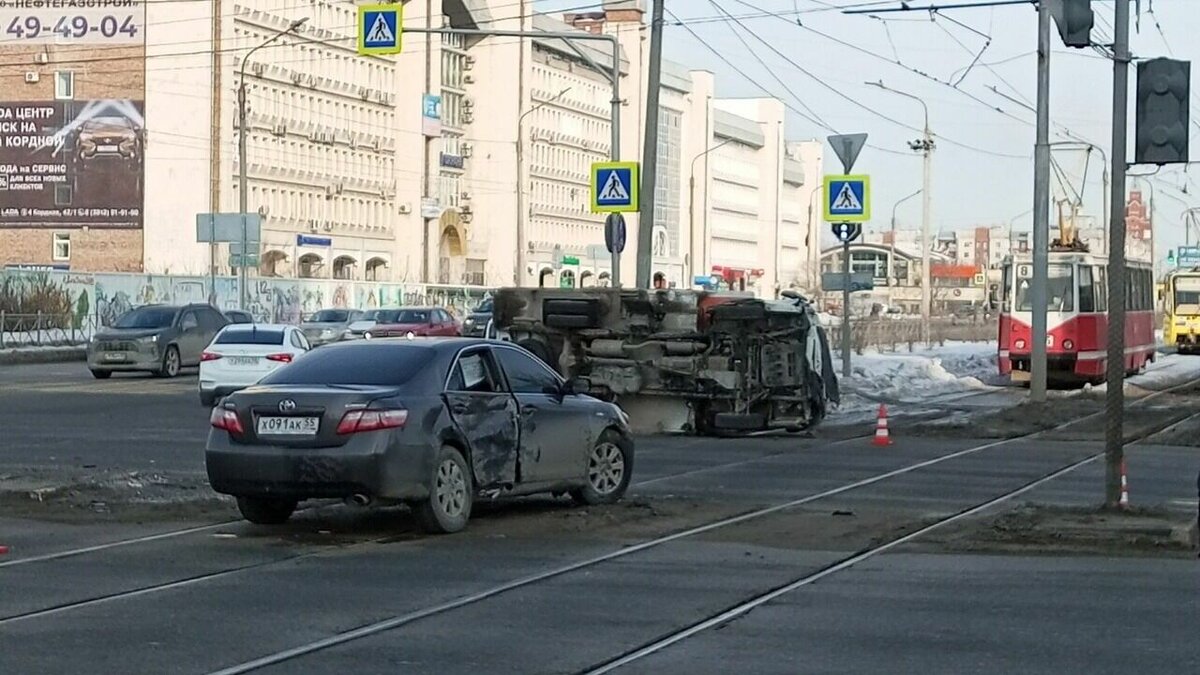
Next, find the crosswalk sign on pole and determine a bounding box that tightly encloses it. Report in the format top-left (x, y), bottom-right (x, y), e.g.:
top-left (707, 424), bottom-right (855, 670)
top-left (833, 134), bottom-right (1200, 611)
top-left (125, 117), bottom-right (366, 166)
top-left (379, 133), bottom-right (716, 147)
top-left (358, 4), bottom-right (403, 55)
top-left (590, 161), bottom-right (639, 213)
top-left (822, 174), bottom-right (871, 222)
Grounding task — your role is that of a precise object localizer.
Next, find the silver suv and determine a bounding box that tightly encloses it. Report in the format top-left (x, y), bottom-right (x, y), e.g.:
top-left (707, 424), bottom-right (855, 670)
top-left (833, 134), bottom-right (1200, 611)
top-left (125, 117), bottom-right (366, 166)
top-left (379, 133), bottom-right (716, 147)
top-left (87, 303), bottom-right (228, 379)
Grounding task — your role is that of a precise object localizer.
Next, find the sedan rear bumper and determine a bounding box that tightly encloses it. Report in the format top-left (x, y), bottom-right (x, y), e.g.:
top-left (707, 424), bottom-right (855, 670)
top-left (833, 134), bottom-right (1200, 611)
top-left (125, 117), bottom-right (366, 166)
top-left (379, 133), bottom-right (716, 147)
top-left (205, 433), bottom-right (434, 501)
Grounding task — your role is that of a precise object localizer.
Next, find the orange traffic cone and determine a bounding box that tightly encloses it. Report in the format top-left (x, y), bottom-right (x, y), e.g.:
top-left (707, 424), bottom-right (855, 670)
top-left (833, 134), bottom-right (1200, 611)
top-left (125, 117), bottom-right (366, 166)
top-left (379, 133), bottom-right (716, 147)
top-left (0, 545), bottom-right (8, 555)
top-left (873, 404), bottom-right (892, 447)
top-left (1119, 460), bottom-right (1130, 509)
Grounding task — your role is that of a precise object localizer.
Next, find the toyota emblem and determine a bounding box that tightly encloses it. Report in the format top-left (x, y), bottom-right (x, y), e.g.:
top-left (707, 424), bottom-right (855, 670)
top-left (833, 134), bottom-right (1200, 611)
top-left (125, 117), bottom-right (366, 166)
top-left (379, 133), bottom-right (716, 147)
top-left (278, 399), bottom-right (297, 412)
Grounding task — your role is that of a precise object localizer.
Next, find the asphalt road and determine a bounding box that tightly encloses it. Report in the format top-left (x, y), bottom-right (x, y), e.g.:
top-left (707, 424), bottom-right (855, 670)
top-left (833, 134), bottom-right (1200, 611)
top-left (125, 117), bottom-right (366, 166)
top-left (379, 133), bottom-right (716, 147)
top-left (1, 362), bottom-right (1197, 674)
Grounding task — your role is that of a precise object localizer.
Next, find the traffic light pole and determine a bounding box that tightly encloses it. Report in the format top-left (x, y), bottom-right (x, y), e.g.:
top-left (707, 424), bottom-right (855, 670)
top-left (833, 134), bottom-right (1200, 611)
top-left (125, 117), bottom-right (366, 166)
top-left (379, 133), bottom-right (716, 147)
top-left (842, 239), bottom-right (851, 378)
top-left (1104, 0), bottom-right (1131, 509)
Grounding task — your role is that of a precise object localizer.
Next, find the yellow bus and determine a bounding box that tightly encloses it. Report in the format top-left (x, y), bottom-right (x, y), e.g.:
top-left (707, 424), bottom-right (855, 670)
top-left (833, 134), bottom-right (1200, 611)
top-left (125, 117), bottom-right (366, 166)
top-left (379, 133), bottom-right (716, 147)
top-left (1161, 268), bottom-right (1200, 353)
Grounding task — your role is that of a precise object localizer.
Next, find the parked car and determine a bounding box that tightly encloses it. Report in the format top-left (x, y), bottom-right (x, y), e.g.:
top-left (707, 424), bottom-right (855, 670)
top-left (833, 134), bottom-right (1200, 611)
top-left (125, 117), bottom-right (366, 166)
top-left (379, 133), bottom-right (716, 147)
top-left (88, 304), bottom-right (228, 379)
top-left (364, 307), bottom-right (460, 339)
top-left (206, 338), bottom-right (634, 533)
top-left (198, 324), bottom-right (312, 407)
top-left (300, 308), bottom-right (364, 346)
top-left (223, 309), bottom-right (255, 324)
top-left (460, 298), bottom-right (493, 338)
top-left (342, 308), bottom-right (401, 341)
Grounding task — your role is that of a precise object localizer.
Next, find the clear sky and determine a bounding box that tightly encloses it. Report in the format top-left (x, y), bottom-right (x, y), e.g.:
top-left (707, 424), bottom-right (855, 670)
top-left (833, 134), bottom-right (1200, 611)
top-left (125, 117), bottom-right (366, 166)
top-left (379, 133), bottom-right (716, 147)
top-left (536, 0), bottom-right (1198, 260)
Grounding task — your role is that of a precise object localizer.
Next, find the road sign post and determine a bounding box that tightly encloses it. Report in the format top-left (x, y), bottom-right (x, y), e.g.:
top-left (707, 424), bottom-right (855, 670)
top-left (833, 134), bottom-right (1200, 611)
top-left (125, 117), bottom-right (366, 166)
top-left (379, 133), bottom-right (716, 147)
top-left (357, 4), bottom-right (403, 55)
top-left (593, 163), bottom-right (638, 289)
top-left (823, 144), bottom-right (870, 380)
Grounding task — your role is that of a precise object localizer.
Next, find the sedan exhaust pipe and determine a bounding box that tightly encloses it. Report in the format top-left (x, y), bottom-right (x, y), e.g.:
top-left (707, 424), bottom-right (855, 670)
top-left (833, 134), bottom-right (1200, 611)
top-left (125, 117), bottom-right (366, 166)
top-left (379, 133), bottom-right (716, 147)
top-left (348, 494), bottom-right (372, 507)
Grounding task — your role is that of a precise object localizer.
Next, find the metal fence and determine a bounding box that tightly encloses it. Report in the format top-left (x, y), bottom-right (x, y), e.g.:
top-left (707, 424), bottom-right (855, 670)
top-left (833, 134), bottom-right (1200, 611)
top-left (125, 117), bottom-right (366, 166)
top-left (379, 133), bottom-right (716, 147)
top-left (0, 313), bottom-right (97, 349)
top-left (826, 318), bottom-right (995, 355)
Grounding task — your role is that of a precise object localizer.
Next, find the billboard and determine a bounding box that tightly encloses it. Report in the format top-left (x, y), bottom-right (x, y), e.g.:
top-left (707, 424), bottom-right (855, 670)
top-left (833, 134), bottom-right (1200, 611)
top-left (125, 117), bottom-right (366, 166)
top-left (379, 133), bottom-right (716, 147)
top-left (0, 99), bottom-right (144, 228)
top-left (0, 0), bottom-right (146, 46)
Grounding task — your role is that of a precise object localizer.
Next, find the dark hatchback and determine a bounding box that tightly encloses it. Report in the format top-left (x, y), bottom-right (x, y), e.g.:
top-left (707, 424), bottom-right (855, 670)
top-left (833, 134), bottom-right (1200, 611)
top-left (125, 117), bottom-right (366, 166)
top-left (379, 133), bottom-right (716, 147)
top-left (206, 338), bottom-right (634, 533)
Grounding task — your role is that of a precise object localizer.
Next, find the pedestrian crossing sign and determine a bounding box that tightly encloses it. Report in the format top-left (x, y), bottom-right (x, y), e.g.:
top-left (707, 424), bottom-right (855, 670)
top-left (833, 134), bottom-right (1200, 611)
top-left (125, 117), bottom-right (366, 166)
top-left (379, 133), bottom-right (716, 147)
top-left (358, 4), bottom-right (403, 56)
top-left (823, 174), bottom-right (871, 223)
top-left (590, 161), bottom-right (639, 213)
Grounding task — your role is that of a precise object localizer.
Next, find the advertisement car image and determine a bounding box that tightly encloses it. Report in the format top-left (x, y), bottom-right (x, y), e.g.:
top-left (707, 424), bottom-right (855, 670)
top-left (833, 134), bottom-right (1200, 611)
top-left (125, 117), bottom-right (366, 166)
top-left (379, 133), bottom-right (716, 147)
top-left (76, 115), bottom-right (141, 168)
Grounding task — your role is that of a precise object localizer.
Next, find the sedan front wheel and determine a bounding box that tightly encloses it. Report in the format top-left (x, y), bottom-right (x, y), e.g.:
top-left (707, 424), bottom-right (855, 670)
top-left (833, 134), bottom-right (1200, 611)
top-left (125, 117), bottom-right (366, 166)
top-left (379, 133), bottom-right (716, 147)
top-left (571, 430), bottom-right (633, 506)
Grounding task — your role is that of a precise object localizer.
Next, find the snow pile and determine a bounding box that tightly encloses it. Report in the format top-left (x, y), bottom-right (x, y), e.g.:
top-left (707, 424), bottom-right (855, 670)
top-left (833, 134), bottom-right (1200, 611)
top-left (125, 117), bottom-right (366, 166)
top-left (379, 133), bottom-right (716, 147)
top-left (1081, 352), bottom-right (1200, 394)
top-left (833, 341), bottom-right (998, 414)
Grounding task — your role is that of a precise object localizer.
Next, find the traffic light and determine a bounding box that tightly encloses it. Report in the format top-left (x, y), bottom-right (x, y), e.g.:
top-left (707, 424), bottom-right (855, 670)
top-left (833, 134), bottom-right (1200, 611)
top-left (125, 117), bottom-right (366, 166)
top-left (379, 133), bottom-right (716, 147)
top-left (1135, 58), bottom-right (1191, 165)
top-left (831, 222), bottom-right (861, 244)
top-left (1051, 0), bottom-right (1093, 49)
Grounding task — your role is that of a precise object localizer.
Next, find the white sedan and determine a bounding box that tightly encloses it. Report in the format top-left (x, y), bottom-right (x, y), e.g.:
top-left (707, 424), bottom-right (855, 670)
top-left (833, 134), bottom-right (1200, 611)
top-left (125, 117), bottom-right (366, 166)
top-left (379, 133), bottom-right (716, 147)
top-left (199, 324), bottom-right (311, 406)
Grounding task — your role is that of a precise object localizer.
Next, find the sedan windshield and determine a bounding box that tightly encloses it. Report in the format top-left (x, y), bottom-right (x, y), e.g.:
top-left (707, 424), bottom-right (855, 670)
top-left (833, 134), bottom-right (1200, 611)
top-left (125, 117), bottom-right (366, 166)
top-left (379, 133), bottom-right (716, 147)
top-left (113, 307), bottom-right (176, 329)
top-left (310, 309), bottom-right (350, 322)
top-left (260, 343), bottom-right (431, 386)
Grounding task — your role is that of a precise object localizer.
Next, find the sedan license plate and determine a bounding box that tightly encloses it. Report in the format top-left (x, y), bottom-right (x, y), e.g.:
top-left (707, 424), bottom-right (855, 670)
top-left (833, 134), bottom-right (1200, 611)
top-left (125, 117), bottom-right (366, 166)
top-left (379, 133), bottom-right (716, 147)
top-left (98, 144), bottom-right (119, 152)
top-left (227, 356), bottom-right (258, 366)
top-left (256, 416), bottom-right (319, 436)
top-left (103, 352), bottom-right (126, 361)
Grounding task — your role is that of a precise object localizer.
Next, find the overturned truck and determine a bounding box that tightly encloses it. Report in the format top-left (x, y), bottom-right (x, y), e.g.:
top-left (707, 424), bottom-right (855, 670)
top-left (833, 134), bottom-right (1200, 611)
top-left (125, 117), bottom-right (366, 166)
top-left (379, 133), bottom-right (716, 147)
top-left (491, 287), bottom-right (838, 436)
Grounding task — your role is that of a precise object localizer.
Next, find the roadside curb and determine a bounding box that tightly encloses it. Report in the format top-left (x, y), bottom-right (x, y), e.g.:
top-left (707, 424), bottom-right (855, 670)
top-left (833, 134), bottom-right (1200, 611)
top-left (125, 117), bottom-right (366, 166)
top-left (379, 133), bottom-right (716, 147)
top-left (0, 347), bottom-right (86, 366)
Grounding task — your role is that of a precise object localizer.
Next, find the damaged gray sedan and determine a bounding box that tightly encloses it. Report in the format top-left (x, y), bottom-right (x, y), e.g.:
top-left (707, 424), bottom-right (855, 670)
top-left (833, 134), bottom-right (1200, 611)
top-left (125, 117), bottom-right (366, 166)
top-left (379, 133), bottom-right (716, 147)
top-left (205, 338), bottom-right (634, 533)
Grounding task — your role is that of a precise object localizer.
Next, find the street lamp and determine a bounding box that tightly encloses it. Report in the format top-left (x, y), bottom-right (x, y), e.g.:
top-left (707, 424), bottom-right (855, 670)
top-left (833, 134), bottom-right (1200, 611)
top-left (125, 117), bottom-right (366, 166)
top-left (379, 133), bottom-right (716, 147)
top-left (515, 87), bottom-right (572, 285)
top-left (890, 189), bottom-right (922, 288)
top-left (238, 17), bottom-right (308, 310)
top-left (689, 137), bottom-right (733, 279)
top-left (867, 80), bottom-right (934, 343)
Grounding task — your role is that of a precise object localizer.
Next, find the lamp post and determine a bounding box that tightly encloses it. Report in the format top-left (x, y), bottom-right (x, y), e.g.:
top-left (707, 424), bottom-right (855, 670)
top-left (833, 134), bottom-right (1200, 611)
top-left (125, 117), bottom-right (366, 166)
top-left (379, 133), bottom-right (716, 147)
top-left (890, 189), bottom-right (922, 290)
top-left (867, 80), bottom-right (934, 343)
top-left (689, 138), bottom-right (733, 280)
top-left (515, 86), bottom-right (572, 285)
top-left (806, 184), bottom-right (822, 292)
top-left (238, 17), bottom-right (308, 310)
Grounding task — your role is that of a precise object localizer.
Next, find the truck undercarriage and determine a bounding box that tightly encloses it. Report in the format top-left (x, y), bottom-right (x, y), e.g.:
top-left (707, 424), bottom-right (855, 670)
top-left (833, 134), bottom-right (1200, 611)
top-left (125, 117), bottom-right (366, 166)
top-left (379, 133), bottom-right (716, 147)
top-left (491, 288), bottom-right (839, 436)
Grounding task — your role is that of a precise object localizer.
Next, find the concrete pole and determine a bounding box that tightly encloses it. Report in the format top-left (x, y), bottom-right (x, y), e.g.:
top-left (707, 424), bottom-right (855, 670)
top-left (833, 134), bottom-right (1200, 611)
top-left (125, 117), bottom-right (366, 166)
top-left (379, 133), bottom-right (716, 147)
top-left (1105, 0), bottom-right (1131, 509)
top-left (920, 124), bottom-right (933, 344)
top-left (1029, 0), bottom-right (1051, 403)
top-left (636, 0), bottom-right (665, 288)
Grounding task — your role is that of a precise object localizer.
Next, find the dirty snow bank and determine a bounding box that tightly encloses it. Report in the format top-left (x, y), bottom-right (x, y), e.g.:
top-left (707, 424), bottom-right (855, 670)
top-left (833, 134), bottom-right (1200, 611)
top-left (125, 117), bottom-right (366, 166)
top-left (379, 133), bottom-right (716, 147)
top-left (833, 341), bottom-right (998, 414)
top-left (1078, 352), bottom-right (1200, 394)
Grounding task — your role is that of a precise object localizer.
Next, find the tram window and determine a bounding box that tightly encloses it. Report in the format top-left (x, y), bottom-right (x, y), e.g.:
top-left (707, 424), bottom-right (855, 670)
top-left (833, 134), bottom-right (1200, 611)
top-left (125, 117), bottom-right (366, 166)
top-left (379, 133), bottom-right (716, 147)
top-left (1094, 267), bottom-right (1107, 311)
top-left (1078, 265), bottom-right (1095, 312)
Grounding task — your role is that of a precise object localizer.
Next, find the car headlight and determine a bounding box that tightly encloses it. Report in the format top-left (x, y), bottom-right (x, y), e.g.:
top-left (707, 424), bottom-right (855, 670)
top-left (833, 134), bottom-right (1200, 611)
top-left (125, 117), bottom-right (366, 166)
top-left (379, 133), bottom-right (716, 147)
top-left (405, 331), bottom-right (415, 339)
top-left (138, 335), bottom-right (158, 344)
top-left (364, 332), bottom-right (374, 340)
top-left (463, 318), bottom-right (475, 328)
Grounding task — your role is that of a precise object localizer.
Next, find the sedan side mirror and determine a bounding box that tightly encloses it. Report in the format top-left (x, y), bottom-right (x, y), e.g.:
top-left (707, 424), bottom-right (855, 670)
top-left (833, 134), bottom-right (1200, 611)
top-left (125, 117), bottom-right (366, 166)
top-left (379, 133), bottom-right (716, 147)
top-left (562, 376), bottom-right (591, 396)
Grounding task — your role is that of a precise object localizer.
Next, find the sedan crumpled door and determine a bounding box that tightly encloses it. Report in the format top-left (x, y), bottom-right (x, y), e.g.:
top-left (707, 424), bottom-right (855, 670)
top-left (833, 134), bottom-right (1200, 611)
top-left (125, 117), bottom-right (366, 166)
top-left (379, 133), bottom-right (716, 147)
top-left (443, 349), bottom-right (519, 489)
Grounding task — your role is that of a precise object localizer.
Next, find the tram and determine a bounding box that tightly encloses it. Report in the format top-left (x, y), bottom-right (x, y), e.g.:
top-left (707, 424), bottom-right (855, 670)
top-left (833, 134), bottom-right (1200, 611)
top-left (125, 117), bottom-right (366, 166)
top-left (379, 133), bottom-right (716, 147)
top-left (997, 231), bottom-right (1156, 385)
top-left (1160, 267), bottom-right (1200, 354)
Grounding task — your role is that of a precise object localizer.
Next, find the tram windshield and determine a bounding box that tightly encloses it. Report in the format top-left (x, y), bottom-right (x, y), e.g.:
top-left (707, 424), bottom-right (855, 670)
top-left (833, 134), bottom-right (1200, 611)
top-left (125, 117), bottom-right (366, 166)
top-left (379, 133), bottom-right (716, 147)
top-left (1174, 276), bottom-right (1200, 311)
top-left (1015, 263), bottom-right (1074, 312)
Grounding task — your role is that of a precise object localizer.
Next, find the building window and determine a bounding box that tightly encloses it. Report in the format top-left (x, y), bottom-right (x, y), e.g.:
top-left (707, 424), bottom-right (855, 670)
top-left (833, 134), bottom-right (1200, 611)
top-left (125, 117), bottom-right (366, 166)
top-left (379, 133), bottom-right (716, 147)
top-left (52, 232), bottom-right (70, 261)
top-left (55, 71), bottom-right (74, 100)
top-left (465, 258), bottom-right (485, 286)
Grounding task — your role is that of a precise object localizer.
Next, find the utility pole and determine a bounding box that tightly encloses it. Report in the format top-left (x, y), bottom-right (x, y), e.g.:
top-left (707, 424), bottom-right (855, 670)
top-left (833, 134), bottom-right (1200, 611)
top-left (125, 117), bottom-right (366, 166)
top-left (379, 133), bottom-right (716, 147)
top-left (636, 0), bottom-right (665, 289)
top-left (865, 80), bottom-right (933, 342)
top-left (915, 130), bottom-right (934, 345)
top-left (1029, 0), bottom-right (1052, 403)
top-left (1104, 0), bottom-right (1131, 508)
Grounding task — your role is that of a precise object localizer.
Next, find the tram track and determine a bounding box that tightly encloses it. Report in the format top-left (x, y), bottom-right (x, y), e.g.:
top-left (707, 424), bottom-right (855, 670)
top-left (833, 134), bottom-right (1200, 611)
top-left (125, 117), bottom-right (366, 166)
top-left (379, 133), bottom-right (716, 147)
top-left (195, 374), bottom-right (1200, 675)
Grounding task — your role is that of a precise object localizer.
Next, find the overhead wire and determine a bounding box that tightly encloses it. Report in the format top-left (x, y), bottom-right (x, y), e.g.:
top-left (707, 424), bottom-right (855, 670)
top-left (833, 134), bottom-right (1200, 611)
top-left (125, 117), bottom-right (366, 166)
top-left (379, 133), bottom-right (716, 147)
top-left (693, 0), bottom-right (1027, 159)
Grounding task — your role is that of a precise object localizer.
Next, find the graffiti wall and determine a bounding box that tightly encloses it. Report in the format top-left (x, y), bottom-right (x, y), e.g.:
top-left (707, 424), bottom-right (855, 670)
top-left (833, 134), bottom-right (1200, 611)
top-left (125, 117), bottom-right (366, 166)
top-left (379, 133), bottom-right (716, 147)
top-left (0, 270), bottom-right (492, 327)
